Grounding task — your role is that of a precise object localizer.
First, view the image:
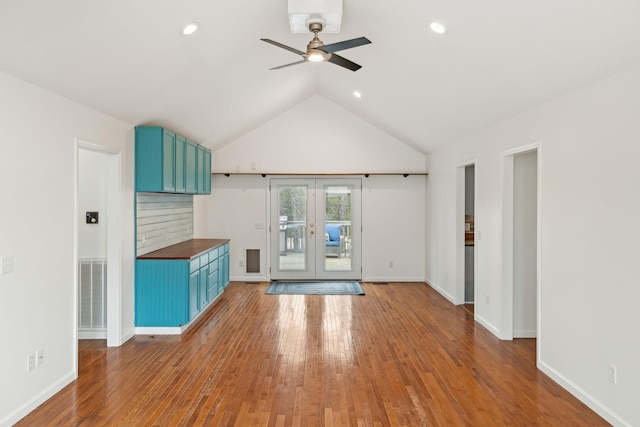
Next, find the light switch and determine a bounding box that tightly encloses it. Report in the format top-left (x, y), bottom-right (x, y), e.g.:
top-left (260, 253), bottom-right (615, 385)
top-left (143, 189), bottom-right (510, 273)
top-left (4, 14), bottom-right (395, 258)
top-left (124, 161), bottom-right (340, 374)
top-left (0, 256), bottom-right (14, 274)
top-left (86, 211), bottom-right (99, 224)
top-left (255, 222), bottom-right (265, 229)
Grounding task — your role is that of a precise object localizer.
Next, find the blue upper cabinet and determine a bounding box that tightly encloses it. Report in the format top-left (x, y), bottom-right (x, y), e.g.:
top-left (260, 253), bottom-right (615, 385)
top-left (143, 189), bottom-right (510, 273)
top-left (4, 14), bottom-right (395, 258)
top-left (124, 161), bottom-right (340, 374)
top-left (135, 127), bottom-right (175, 192)
top-left (203, 149), bottom-right (212, 194)
top-left (175, 135), bottom-right (186, 193)
top-left (185, 140), bottom-right (198, 194)
top-left (135, 126), bottom-right (211, 195)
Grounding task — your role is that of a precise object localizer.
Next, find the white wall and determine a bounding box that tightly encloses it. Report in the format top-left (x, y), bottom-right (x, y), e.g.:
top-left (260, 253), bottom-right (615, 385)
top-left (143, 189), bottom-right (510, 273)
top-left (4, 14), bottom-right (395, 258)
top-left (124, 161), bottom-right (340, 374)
top-left (78, 149), bottom-right (108, 258)
top-left (199, 94), bottom-right (426, 282)
top-left (0, 71), bottom-right (133, 426)
top-left (425, 65), bottom-right (640, 426)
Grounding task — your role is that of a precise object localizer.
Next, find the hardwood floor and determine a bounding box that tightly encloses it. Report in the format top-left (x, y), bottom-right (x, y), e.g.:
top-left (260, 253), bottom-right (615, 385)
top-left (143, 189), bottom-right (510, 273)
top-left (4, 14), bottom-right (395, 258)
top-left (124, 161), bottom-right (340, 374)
top-left (17, 282), bottom-right (608, 426)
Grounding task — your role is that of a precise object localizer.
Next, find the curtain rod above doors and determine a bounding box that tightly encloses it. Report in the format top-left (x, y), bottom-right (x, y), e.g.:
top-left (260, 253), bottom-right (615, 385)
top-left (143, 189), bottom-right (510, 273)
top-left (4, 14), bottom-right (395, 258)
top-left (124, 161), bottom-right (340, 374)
top-left (213, 172), bottom-right (428, 178)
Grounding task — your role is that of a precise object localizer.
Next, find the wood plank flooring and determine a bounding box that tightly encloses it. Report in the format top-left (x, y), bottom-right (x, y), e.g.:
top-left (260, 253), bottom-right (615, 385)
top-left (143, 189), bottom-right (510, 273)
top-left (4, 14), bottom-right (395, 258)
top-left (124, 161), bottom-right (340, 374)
top-left (16, 282), bottom-right (608, 426)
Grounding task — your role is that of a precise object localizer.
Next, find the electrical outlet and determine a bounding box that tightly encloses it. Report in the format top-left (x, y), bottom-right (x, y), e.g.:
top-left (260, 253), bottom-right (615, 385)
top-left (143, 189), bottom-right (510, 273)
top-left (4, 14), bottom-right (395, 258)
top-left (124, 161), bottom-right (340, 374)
top-left (239, 260), bottom-right (244, 267)
top-left (485, 293), bottom-right (490, 305)
top-left (389, 261), bottom-right (394, 268)
top-left (36, 348), bottom-right (44, 366)
top-left (608, 364), bottom-right (617, 384)
top-left (27, 354), bottom-right (35, 372)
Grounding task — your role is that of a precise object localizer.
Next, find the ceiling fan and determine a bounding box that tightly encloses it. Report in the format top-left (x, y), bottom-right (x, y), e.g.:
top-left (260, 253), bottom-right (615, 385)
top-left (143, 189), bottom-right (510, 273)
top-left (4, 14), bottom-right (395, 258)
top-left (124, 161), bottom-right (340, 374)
top-left (261, 22), bottom-right (371, 72)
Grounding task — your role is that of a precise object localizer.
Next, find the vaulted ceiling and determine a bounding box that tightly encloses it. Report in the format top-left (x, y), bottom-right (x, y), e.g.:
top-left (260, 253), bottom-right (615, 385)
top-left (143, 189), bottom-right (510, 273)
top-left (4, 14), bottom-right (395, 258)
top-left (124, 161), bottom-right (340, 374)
top-left (2, 0), bottom-right (640, 153)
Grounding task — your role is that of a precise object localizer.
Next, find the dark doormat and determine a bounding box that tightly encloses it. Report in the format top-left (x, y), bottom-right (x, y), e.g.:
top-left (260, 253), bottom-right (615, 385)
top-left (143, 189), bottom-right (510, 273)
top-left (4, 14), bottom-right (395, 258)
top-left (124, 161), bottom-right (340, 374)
top-left (266, 281), bottom-right (365, 295)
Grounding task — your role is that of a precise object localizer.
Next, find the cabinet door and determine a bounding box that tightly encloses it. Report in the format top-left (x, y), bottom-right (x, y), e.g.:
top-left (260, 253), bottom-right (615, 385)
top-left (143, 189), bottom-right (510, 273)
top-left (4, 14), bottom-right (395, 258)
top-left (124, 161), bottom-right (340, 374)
top-left (185, 141), bottom-right (198, 194)
top-left (207, 266), bottom-right (219, 301)
top-left (135, 259), bottom-right (190, 327)
top-left (175, 135), bottom-right (186, 193)
top-left (136, 126), bottom-right (176, 193)
top-left (199, 267), bottom-right (208, 309)
top-left (219, 247), bottom-right (229, 290)
top-left (223, 252), bottom-right (230, 288)
top-left (162, 129), bottom-right (176, 192)
top-left (189, 271), bottom-right (200, 320)
top-left (196, 145), bottom-right (206, 194)
top-left (203, 149), bottom-right (212, 195)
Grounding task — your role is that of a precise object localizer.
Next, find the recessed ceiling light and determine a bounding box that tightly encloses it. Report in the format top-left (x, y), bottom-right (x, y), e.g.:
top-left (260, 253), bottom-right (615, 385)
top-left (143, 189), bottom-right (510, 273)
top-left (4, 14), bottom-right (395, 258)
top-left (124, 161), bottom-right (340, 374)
top-left (353, 91), bottom-right (362, 98)
top-left (182, 23), bottom-right (198, 36)
top-left (430, 22), bottom-right (446, 34)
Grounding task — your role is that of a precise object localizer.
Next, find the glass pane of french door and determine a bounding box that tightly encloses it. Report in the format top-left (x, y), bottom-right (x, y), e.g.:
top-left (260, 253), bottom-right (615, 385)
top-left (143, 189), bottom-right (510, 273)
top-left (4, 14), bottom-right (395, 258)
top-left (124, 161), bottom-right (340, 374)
top-left (270, 178), bottom-right (361, 281)
top-left (275, 182), bottom-right (310, 276)
top-left (316, 179), bottom-right (361, 280)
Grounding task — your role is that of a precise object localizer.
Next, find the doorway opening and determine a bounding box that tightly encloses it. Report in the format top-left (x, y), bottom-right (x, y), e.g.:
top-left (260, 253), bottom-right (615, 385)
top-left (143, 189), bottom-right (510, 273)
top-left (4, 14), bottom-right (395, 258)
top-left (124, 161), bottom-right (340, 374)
top-left (456, 161), bottom-right (477, 307)
top-left (75, 141), bottom-right (122, 348)
top-left (464, 165), bottom-right (475, 305)
top-left (269, 178), bottom-right (361, 281)
top-left (501, 144), bottom-right (539, 344)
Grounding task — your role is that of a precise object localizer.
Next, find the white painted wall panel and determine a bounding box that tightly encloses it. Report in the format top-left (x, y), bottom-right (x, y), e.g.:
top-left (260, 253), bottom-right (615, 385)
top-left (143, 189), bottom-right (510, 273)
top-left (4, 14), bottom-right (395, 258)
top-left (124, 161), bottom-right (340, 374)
top-left (136, 193), bottom-right (193, 256)
top-left (212, 95), bottom-right (425, 174)
top-left (200, 95), bottom-right (426, 282)
top-left (0, 71), bottom-right (133, 426)
top-left (78, 149), bottom-right (108, 258)
top-left (425, 65), bottom-right (640, 426)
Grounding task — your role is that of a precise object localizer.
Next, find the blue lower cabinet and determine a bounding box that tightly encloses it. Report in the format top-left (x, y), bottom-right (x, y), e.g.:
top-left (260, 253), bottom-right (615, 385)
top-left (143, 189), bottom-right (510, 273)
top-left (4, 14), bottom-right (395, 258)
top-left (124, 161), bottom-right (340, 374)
top-left (207, 267), bottom-right (219, 301)
top-left (135, 260), bottom-right (190, 327)
top-left (135, 243), bottom-right (230, 328)
top-left (199, 267), bottom-right (208, 311)
top-left (219, 243), bottom-right (230, 289)
top-left (189, 271), bottom-right (200, 321)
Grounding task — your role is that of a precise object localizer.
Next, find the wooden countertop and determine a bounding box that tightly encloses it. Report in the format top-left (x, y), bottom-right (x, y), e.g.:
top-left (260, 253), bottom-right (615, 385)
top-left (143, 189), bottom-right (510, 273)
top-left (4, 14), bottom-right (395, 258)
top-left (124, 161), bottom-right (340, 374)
top-left (137, 238), bottom-right (230, 260)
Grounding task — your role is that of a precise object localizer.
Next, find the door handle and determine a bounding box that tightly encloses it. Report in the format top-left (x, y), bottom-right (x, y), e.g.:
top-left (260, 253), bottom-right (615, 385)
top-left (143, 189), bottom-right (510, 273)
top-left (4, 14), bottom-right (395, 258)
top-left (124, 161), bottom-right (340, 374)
top-left (310, 230), bottom-right (315, 235)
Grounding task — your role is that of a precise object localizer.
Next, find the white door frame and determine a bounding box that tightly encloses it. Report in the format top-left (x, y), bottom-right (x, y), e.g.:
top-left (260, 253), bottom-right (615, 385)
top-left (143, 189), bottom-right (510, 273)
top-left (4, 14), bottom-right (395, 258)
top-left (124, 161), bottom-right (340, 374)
top-left (455, 160), bottom-right (477, 306)
top-left (75, 140), bottom-right (123, 349)
top-left (500, 141), bottom-right (541, 350)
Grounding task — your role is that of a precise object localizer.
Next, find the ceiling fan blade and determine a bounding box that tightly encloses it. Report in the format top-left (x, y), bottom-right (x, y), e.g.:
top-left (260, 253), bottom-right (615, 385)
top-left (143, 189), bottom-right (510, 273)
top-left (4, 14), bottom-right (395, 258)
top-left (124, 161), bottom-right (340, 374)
top-left (317, 37), bottom-right (371, 54)
top-left (327, 54), bottom-right (362, 72)
top-left (260, 39), bottom-right (306, 56)
top-left (270, 60), bottom-right (307, 70)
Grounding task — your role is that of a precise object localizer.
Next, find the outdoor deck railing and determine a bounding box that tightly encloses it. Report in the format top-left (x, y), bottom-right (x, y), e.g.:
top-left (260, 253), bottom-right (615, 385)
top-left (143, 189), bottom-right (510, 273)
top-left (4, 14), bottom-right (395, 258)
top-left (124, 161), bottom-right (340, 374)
top-left (282, 221), bottom-right (351, 253)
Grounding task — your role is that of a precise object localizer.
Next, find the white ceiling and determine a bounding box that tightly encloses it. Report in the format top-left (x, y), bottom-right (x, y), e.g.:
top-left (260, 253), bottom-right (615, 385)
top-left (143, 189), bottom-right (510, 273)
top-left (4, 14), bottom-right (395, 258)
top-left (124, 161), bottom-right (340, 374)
top-left (2, 0), bottom-right (640, 153)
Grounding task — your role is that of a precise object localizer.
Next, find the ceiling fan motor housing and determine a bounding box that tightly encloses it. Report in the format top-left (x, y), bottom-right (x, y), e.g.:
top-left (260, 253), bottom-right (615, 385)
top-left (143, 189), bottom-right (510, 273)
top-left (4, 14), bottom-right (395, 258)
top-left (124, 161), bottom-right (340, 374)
top-left (288, 0), bottom-right (343, 33)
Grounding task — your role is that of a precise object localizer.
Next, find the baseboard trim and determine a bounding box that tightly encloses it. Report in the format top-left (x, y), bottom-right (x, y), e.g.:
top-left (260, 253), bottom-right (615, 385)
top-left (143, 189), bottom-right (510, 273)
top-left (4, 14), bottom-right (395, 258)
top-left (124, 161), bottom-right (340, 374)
top-left (538, 360), bottom-right (632, 427)
top-left (135, 326), bottom-right (183, 335)
top-left (122, 328), bottom-right (136, 343)
top-left (0, 370), bottom-right (76, 427)
top-left (78, 329), bottom-right (107, 340)
top-left (424, 278), bottom-right (455, 304)
top-left (135, 291), bottom-right (223, 336)
top-left (513, 329), bottom-right (537, 338)
top-left (363, 276), bottom-right (426, 283)
top-left (231, 275), bottom-right (268, 282)
top-left (474, 314), bottom-right (501, 337)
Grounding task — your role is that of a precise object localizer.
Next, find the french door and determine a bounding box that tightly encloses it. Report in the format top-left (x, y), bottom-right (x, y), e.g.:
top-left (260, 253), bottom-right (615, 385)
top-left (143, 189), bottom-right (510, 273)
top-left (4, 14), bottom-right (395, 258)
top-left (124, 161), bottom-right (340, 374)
top-left (270, 178), bottom-right (361, 281)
